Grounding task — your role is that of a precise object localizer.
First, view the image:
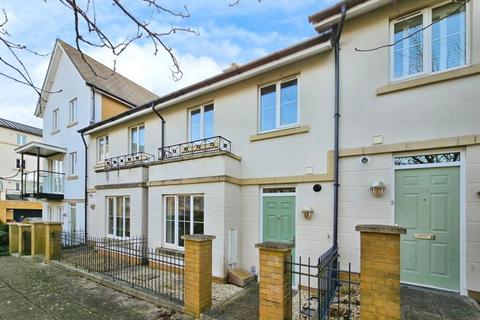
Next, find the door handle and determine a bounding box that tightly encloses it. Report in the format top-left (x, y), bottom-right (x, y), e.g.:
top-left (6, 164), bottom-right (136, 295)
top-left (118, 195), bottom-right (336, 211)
top-left (414, 233), bottom-right (436, 240)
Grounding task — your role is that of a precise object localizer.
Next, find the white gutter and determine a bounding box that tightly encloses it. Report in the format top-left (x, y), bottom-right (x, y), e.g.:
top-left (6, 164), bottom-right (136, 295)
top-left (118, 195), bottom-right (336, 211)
top-left (82, 41), bottom-right (332, 135)
top-left (313, 0), bottom-right (391, 30)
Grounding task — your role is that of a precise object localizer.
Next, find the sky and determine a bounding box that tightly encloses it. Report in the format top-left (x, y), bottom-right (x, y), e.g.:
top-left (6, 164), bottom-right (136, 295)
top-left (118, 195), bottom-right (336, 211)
top-left (0, 0), bottom-right (335, 128)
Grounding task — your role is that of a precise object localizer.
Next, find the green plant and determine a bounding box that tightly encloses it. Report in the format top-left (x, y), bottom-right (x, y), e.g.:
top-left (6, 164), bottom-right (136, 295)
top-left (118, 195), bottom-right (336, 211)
top-left (0, 222), bottom-right (8, 246)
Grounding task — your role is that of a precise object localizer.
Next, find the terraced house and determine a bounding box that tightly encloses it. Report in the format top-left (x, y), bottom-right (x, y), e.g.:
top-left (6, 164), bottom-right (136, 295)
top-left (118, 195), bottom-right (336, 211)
top-left (80, 0), bottom-right (480, 299)
top-left (16, 39), bottom-right (158, 232)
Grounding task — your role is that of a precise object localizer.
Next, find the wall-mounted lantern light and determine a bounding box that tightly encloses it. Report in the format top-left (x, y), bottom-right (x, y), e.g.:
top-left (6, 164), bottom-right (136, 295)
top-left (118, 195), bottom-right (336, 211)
top-left (302, 206), bottom-right (314, 219)
top-left (370, 180), bottom-right (386, 198)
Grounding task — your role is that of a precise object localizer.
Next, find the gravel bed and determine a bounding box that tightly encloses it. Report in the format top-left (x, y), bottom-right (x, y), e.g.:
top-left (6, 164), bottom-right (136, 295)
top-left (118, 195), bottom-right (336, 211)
top-left (211, 283), bottom-right (244, 307)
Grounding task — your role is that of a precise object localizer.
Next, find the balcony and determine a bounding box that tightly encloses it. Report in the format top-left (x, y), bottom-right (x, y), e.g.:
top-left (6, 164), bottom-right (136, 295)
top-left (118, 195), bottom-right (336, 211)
top-left (158, 136), bottom-right (232, 161)
top-left (22, 170), bottom-right (65, 200)
top-left (104, 152), bottom-right (155, 170)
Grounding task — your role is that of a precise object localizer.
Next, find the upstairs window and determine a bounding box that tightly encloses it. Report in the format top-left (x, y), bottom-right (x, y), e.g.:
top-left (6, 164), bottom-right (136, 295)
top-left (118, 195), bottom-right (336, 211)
top-left (391, 2), bottom-right (467, 81)
top-left (97, 135), bottom-right (109, 162)
top-left (189, 104), bottom-right (214, 141)
top-left (130, 125), bottom-right (145, 154)
top-left (259, 78), bottom-right (298, 133)
top-left (52, 108), bottom-right (59, 132)
top-left (69, 98), bottom-right (78, 124)
top-left (16, 134), bottom-right (27, 145)
top-left (69, 152), bottom-right (77, 175)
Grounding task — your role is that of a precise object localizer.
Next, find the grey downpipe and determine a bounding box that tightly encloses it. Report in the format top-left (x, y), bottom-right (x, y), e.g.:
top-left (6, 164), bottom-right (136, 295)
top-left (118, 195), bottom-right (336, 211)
top-left (151, 103), bottom-right (166, 160)
top-left (332, 4), bottom-right (347, 247)
top-left (80, 132), bottom-right (88, 236)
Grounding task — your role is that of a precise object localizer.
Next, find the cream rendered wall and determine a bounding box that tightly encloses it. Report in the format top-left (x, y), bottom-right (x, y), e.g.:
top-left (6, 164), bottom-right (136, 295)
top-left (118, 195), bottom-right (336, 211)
top-left (466, 145), bottom-right (480, 291)
top-left (339, 0), bottom-right (480, 148)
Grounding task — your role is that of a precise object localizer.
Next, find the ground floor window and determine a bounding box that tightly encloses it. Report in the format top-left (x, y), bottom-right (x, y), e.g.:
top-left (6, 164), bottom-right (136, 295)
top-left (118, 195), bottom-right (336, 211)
top-left (47, 205), bottom-right (63, 222)
top-left (164, 195), bottom-right (204, 249)
top-left (107, 196), bottom-right (130, 238)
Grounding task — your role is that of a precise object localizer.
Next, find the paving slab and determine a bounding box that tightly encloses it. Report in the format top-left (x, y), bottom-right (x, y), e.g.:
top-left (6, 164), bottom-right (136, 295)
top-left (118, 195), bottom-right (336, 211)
top-left (0, 256), bottom-right (177, 320)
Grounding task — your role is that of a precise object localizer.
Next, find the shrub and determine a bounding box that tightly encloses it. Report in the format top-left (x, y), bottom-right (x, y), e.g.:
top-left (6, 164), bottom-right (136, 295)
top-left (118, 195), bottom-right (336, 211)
top-left (0, 222), bottom-right (8, 246)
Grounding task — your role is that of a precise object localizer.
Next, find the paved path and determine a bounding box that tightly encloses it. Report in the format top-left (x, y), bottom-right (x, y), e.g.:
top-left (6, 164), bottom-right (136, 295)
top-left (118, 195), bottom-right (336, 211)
top-left (0, 256), bottom-right (176, 320)
top-left (402, 285), bottom-right (480, 320)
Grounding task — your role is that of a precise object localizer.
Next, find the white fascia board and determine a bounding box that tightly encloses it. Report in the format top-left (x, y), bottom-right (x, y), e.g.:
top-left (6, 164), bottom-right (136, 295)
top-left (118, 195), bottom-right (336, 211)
top-left (83, 41), bottom-right (332, 135)
top-left (313, 0), bottom-right (391, 30)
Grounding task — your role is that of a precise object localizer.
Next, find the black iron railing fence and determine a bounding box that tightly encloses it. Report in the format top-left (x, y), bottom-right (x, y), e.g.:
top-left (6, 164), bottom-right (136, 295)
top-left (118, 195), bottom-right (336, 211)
top-left (158, 136), bottom-right (232, 160)
top-left (104, 152), bottom-right (155, 169)
top-left (287, 246), bottom-right (360, 320)
top-left (60, 231), bottom-right (184, 304)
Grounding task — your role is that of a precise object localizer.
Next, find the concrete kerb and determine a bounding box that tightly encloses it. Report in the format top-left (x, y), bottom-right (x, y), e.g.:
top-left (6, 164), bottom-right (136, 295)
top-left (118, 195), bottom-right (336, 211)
top-left (50, 260), bottom-right (184, 313)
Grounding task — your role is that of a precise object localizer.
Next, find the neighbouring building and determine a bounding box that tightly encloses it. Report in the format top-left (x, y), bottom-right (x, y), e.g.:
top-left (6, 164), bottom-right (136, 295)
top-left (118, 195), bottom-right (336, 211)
top-left (78, 0), bottom-right (479, 298)
top-left (15, 39), bottom-right (158, 232)
top-left (0, 118), bottom-right (43, 222)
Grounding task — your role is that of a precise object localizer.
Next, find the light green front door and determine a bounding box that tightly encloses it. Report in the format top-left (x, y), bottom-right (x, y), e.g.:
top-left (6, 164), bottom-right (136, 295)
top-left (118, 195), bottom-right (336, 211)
top-left (395, 167), bottom-right (460, 291)
top-left (263, 196), bottom-right (295, 245)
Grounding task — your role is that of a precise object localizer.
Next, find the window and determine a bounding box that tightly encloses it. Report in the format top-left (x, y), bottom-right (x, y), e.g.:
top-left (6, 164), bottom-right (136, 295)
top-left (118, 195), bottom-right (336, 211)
top-left (69, 203), bottom-right (77, 232)
top-left (69, 98), bottom-right (78, 124)
top-left (189, 104), bottom-right (214, 141)
top-left (259, 78), bottom-right (298, 132)
top-left (52, 108), bottom-right (59, 132)
top-left (97, 135), bottom-right (109, 162)
top-left (69, 152), bottom-right (77, 175)
top-left (391, 2), bottom-right (467, 81)
top-left (107, 196), bottom-right (130, 238)
top-left (395, 152), bottom-right (460, 166)
top-left (130, 125), bottom-right (145, 153)
top-left (164, 195), bottom-right (204, 249)
top-left (16, 134), bottom-right (27, 145)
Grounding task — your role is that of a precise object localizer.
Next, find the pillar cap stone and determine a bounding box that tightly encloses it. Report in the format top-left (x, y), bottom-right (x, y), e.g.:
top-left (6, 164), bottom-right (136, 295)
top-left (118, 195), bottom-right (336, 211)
top-left (30, 221), bottom-right (45, 224)
top-left (255, 241), bottom-right (294, 251)
top-left (356, 224), bottom-right (406, 234)
top-left (181, 234), bottom-right (216, 242)
top-left (43, 222), bottom-right (63, 225)
top-left (17, 223), bottom-right (31, 227)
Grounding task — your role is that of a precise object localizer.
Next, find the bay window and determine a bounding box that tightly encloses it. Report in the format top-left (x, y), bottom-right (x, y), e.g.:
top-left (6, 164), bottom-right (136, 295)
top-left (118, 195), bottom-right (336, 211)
top-left (130, 125), bottom-right (145, 153)
top-left (189, 104), bottom-right (214, 141)
top-left (107, 196), bottom-right (130, 238)
top-left (259, 78), bottom-right (298, 132)
top-left (391, 2), bottom-right (467, 81)
top-left (164, 195), bottom-right (204, 249)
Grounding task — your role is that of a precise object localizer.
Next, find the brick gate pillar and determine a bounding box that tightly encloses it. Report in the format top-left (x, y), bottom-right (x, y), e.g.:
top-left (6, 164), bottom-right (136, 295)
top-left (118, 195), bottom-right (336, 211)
top-left (31, 221), bottom-right (46, 256)
top-left (17, 223), bottom-right (31, 256)
top-left (8, 223), bottom-right (19, 254)
top-left (255, 241), bottom-right (293, 320)
top-left (356, 224), bottom-right (407, 320)
top-left (182, 234), bottom-right (216, 318)
top-left (44, 222), bottom-right (62, 262)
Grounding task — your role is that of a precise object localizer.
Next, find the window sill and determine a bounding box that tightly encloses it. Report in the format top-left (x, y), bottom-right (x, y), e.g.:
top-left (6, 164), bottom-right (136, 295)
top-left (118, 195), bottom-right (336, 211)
top-left (377, 64), bottom-right (480, 95)
top-left (250, 125), bottom-right (309, 142)
top-left (66, 121), bottom-right (78, 128)
top-left (51, 129), bottom-right (60, 135)
top-left (66, 175), bottom-right (78, 180)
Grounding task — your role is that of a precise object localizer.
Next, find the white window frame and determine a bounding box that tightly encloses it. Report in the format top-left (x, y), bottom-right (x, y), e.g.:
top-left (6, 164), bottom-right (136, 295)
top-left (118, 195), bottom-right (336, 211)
top-left (107, 196), bottom-right (130, 238)
top-left (129, 124), bottom-right (145, 154)
top-left (52, 108), bottom-right (59, 132)
top-left (69, 98), bottom-right (78, 124)
top-left (97, 135), bottom-right (109, 162)
top-left (16, 134), bottom-right (27, 145)
top-left (163, 194), bottom-right (204, 250)
top-left (390, 1), bottom-right (471, 82)
top-left (188, 104), bottom-right (214, 141)
top-left (69, 152), bottom-right (77, 175)
top-left (258, 77), bottom-right (299, 134)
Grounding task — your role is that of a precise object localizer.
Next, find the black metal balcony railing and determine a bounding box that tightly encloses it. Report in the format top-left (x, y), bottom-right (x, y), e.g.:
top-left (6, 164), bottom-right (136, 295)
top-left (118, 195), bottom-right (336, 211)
top-left (104, 152), bottom-right (155, 169)
top-left (158, 136), bottom-right (232, 160)
top-left (22, 170), bottom-right (65, 200)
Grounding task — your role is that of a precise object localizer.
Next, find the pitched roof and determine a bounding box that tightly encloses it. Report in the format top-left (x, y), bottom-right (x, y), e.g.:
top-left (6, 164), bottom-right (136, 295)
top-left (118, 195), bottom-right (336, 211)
top-left (0, 118), bottom-right (42, 136)
top-left (57, 40), bottom-right (159, 107)
top-left (79, 34), bottom-right (333, 134)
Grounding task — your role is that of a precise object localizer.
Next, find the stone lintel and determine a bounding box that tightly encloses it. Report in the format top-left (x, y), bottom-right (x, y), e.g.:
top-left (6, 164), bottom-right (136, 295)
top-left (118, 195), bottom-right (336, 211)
top-left (181, 234), bottom-right (216, 242)
top-left (255, 241), bottom-right (294, 251)
top-left (356, 224), bottom-right (406, 235)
